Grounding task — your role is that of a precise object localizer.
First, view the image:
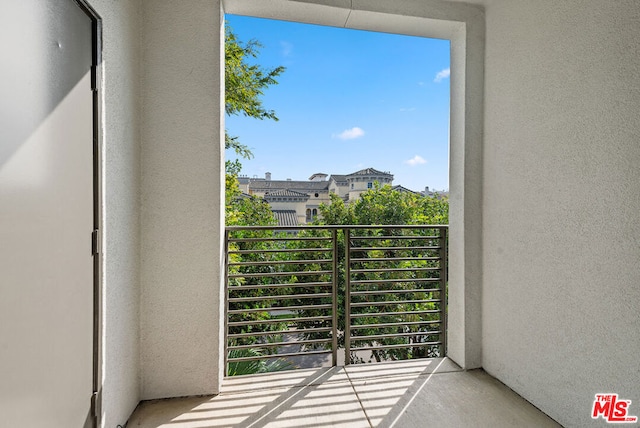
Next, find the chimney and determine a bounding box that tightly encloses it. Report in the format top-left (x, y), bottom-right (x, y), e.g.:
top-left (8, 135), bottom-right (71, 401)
top-left (265, 172), bottom-right (271, 181)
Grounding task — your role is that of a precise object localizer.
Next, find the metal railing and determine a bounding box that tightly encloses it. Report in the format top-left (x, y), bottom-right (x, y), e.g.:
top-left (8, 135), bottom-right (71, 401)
top-left (224, 225), bottom-right (447, 375)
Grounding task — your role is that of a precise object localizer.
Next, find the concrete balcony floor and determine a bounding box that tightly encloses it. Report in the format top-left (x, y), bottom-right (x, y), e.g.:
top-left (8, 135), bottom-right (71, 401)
top-left (127, 358), bottom-right (560, 427)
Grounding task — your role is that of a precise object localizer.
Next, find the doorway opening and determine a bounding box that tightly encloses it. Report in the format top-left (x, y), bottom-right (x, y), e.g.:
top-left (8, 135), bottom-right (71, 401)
top-left (223, 14), bottom-right (452, 376)
top-left (221, 0), bottom-right (484, 374)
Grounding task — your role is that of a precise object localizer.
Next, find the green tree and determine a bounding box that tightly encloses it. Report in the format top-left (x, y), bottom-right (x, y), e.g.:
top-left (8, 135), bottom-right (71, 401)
top-left (352, 184), bottom-right (416, 225)
top-left (318, 184), bottom-right (449, 227)
top-left (224, 27), bottom-right (289, 375)
top-left (224, 24), bottom-right (281, 236)
top-left (317, 193), bottom-right (355, 225)
top-left (225, 25), bottom-right (285, 175)
top-left (225, 174), bottom-right (277, 227)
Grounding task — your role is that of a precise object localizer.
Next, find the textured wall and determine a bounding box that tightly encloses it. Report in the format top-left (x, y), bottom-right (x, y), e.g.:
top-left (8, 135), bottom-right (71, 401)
top-left (139, 0), bottom-right (225, 400)
top-left (90, 0), bottom-right (640, 425)
top-left (481, 1), bottom-right (640, 426)
top-left (89, 0), bottom-right (142, 426)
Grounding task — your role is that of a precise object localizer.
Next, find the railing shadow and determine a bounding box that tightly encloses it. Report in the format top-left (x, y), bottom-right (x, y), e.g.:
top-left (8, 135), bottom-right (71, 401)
top-left (129, 358), bottom-right (463, 427)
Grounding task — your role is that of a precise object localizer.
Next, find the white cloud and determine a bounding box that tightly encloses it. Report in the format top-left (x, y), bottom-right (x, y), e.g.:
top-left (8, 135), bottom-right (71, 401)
top-left (434, 67), bottom-right (450, 83)
top-left (335, 127), bottom-right (365, 140)
top-left (405, 155), bottom-right (427, 166)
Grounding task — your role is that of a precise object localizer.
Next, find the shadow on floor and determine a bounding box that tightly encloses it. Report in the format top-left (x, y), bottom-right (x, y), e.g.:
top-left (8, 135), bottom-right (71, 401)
top-left (127, 358), bottom-right (561, 428)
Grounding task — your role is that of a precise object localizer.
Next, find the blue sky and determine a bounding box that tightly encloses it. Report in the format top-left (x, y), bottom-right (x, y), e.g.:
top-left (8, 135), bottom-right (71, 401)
top-left (226, 15), bottom-right (450, 192)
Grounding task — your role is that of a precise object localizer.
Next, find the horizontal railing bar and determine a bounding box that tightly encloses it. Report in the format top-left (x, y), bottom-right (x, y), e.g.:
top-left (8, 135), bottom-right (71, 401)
top-left (350, 257), bottom-right (440, 263)
top-left (226, 225), bottom-right (448, 231)
top-left (350, 320), bottom-right (441, 330)
top-left (350, 309), bottom-right (440, 318)
top-left (229, 270), bottom-right (332, 278)
top-left (228, 349), bottom-right (332, 363)
top-left (350, 299), bottom-right (440, 308)
top-left (351, 289), bottom-right (441, 296)
top-left (349, 342), bottom-right (441, 352)
top-left (228, 327), bottom-right (333, 339)
top-left (228, 315), bottom-right (332, 327)
top-left (350, 267), bottom-right (440, 274)
top-left (229, 338), bottom-right (332, 351)
top-left (230, 248), bottom-right (332, 254)
top-left (350, 331), bottom-right (442, 341)
top-left (351, 278), bottom-right (441, 285)
top-left (349, 235), bottom-right (441, 241)
top-left (229, 304), bottom-right (332, 315)
top-left (229, 237), bottom-right (331, 243)
top-left (229, 282), bottom-right (332, 291)
top-left (350, 246), bottom-right (441, 251)
top-left (229, 259), bottom-right (333, 267)
top-left (229, 293), bottom-right (332, 303)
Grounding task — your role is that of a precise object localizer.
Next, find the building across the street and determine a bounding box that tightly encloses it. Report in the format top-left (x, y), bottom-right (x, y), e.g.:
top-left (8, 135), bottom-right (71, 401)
top-left (238, 168), bottom-right (445, 226)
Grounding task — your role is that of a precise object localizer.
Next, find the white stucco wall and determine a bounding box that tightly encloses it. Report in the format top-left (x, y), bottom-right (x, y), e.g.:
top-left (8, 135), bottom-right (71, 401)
top-left (139, 0), bottom-right (224, 400)
top-left (88, 1), bottom-right (640, 426)
top-left (480, 1), bottom-right (640, 426)
top-left (89, 0), bottom-right (640, 426)
top-left (88, 0), bottom-right (142, 426)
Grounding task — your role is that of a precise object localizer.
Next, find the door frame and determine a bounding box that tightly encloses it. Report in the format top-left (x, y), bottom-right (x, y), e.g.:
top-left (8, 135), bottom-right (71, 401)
top-left (72, 1), bottom-right (102, 426)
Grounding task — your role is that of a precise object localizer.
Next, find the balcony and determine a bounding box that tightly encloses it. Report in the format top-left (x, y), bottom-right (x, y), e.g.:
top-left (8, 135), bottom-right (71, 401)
top-left (128, 225), bottom-right (561, 426)
top-left (129, 359), bottom-right (560, 427)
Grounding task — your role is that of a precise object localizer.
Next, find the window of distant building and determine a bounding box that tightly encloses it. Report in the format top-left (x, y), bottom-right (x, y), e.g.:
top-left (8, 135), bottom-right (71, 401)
top-left (351, 184), bottom-right (354, 189)
top-left (312, 208), bottom-right (317, 217)
top-left (367, 182), bottom-right (372, 189)
top-left (314, 193), bottom-right (319, 197)
top-left (306, 209), bottom-right (311, 221)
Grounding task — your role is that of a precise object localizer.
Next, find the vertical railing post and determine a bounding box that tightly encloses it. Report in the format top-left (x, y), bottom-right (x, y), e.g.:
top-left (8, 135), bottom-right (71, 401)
top-left (439, 226), bottom-right (448, 357)
top-left (331, 228), bottom-right (338, 367)
top-left (344, 228), bottom-right (351, 365)
top-left (223, 228), bottom-right (230, 377)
